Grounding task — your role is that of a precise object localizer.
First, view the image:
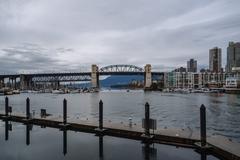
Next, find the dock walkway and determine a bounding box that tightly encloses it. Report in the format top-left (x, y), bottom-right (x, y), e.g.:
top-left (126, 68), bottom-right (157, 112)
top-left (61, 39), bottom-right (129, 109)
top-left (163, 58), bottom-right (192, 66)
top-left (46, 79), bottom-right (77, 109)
top-left (0, 112), bottom-right (239, 160)
top-left (1, 97), bottom-right (240, 160)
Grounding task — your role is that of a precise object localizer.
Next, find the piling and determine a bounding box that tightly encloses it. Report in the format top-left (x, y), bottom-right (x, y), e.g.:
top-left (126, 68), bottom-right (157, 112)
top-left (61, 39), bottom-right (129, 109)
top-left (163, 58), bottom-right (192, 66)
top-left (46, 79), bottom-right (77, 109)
top-left (26, 98), bottom-right (30, 119)
top-left (5, 97), bottom-right (9, 116)
top-left (145, 102), bottom-right (150, 137)
top-left (99, 100), bottom-right (103, 130)
top-left (63, 99), bottom-right (67, 124)
top-left (200, 104), bottom-right (206, 146)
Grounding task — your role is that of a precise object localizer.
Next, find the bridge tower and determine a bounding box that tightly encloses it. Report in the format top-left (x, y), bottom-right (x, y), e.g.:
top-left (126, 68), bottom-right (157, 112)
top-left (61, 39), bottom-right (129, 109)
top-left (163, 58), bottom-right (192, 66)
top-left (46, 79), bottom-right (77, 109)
top-left (91, 64), bottom-right (99, 88)
top-left (20, 75), bottom-right (32, 90)
top-left (144, 64), bottom-right (152, 88)
top-left (20, 74), bottom-right (27, 90)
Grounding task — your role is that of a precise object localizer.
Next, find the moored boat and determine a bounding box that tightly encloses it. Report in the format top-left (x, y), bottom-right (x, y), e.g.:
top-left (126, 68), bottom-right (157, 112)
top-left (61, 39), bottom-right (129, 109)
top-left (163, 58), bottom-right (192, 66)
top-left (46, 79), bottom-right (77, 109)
top-left (52, 90), bottom-right (65, 94)
top-left (12, 90), bottom-right (20, 94)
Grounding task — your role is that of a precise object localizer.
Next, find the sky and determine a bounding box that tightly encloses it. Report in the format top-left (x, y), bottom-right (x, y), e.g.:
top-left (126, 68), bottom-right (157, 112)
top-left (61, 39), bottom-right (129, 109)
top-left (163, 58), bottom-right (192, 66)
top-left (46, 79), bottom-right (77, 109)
top-left (0, 0), bottom-right (240, 73)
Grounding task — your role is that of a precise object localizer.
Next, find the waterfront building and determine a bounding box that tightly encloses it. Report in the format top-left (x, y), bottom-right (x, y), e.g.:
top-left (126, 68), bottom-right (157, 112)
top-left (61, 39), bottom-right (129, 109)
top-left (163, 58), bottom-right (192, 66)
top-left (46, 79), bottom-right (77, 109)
top-left (173, 72), bottom-right (188, 88)
top-left (226, 42), bottom-right (240, 73)
top-left (187, 59), bottom-right (197, 72)
top-left (225, 67), bottom-right (240, 87)
top-left (164, 72), bottom-right (174, 89)
top-left (198, 72), bottom-right (225, 88)
top-left (226, 77), bottom-right (240, 88)
top-left (164, 71), bottom-right (226, 89)
top-left (209, 47), bottom-right (222, 73)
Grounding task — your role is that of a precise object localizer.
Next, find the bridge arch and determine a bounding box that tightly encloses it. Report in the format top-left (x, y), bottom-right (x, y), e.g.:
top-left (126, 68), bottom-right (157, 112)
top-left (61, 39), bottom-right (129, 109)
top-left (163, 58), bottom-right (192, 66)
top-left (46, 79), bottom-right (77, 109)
top-left (99, 64), bottom-right (144, 72)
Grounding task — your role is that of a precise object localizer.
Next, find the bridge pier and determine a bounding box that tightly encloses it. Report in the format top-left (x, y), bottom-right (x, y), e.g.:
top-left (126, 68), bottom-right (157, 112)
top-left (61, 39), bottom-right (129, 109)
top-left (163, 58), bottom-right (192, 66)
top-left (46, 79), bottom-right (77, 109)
top-left (91, 64), bottom-right (99, 88)
top-left (8, 78), bottom-right (11, 88)
top-left (20, 75), bottom-right (32, 90)
top-left (0, 78), bottom-right (4, 89)
top-left (9, 77), bottom-right (17, 89)
top-left (144, 64), bottom-right (152, 89)
top-left (51, 81), bottom-right (60, 90)
top-left (14, 78), bottom-right (17, 89)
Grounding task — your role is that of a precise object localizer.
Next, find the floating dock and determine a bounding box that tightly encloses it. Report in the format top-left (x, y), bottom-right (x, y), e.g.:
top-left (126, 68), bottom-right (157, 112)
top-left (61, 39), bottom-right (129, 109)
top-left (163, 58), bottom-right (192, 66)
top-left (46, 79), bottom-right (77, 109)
top-left (0, 97), bottom-right (240, 160)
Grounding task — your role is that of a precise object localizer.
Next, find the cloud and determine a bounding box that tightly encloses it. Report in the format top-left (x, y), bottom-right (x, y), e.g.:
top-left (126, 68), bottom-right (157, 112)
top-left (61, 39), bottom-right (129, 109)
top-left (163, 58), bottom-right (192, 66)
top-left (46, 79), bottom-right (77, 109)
top-left (0, 43), bottom-right (85, 74)
top-left (0, 0), bottom-right (239, 73)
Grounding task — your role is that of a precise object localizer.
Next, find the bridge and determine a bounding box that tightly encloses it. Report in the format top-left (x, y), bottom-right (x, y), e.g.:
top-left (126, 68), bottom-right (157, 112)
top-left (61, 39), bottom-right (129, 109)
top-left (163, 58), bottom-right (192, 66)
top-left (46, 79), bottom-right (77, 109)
top-left (0, 64), bottom-right (164, 90)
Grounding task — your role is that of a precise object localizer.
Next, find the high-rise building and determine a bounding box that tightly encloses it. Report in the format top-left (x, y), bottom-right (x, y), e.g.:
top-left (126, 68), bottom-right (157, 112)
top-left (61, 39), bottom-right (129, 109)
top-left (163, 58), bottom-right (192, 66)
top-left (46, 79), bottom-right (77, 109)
top-left (209, 47), bottom-right (222, 72)
top-left (226, 42), bottom-right (240, 73)
top-left (187, 58), bottom-right (197, 72)
top-left (173, 67), bottom-right (186, 72)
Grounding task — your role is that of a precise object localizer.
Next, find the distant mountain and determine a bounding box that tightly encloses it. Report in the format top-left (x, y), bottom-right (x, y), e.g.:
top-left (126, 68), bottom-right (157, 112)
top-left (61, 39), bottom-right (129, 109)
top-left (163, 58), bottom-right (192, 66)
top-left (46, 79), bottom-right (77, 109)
top-left (100, 75), bottom-right (143, 87)
top-left (67, 75), bottom-right (144, 88)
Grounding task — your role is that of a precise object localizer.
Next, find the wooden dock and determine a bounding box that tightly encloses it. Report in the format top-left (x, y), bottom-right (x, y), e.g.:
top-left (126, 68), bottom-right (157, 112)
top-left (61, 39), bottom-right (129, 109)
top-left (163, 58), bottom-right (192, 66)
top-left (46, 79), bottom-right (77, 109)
top-left (0, 113), bottom-right (239, 160)
top-left (1, 97), bottom-right (240, 160)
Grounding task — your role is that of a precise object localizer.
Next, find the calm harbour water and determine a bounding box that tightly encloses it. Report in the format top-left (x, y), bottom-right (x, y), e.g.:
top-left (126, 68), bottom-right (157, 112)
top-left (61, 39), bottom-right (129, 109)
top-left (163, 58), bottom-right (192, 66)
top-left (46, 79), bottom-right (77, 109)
top-left (0, 90), bottom-right (239, 160)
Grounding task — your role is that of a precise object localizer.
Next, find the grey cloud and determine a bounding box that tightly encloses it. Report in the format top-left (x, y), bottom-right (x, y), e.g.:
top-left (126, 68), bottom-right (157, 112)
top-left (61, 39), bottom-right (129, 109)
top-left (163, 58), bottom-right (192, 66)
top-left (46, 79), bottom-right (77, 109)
top-left (0, 0), bottom-right (239, 73)
top-left (0, 44), bottom-right (82, 73)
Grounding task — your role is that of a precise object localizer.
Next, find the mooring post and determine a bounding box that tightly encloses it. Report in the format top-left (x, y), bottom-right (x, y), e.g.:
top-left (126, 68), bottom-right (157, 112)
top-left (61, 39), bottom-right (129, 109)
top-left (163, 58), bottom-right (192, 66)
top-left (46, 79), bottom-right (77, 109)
top-left (145, 102), bottom-right (150, 137)
top-left (26, 97), bottom-right (30, 119)
top-left (63, 99), bottom-right (67, 125)
top-left (99, 100), bottom-right (103, 130)
top-left (200, 104), bottom-right (206, 146)
top-left (5, 97), bottom-right (9, 116)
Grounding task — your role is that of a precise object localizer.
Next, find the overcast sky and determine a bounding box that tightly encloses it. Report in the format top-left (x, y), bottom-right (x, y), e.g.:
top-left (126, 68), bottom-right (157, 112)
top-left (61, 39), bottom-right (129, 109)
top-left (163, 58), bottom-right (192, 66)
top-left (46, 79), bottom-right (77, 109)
top-left (0, 0), bottom-right (240, 73)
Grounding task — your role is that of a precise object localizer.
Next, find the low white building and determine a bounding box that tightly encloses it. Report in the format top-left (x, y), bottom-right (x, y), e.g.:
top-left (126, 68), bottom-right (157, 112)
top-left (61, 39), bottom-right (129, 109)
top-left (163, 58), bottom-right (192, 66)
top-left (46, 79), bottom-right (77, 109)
top-left (226, 77), bottom-right (240, 88)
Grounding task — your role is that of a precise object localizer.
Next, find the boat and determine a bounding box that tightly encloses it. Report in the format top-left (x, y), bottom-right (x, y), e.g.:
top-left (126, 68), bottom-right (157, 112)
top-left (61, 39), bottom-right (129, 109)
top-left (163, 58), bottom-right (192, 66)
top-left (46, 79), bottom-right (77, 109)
top-left (90, 88), bottom-right (99, 93)
top-left (174, 88), bottom-right (190, 94)
top-left (20, 90), bottom-right (34, 93)
top-left (5, 91), bottom-right (13, 95)
top-left (52, 90), bottom-right (65, 94)
top-left (20, 90), bottom-right (29, 93)
top-left (191, 89), bottom-right (204, 93)
top-left (12, 90), bottom-right (20, 94)
top-left (70, 90), bottom-right (80, 94)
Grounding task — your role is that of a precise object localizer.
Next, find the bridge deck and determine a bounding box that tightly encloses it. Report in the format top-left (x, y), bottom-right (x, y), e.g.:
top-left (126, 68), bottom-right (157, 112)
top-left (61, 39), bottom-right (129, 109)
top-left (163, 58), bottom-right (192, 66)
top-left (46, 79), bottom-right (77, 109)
top-left (0, 112), bottom-right (239, 160)
top-left (0, 71), bottom-right (164, 78)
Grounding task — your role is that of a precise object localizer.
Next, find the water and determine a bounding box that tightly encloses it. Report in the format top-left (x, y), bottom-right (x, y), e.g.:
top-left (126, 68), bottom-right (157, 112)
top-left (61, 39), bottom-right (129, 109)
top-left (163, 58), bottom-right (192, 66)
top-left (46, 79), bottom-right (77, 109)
top-left (1, 91), bottom-right (240, 141)
top-left (0, 91), bottom-right (239, 159)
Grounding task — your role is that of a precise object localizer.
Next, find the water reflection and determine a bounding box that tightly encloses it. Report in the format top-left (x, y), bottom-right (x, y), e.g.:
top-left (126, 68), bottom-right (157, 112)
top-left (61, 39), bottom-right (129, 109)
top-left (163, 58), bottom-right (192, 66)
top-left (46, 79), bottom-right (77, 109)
top-left (195, 148), bottom-right (207, 160)
top-left (142, 142), bottom-right (157, 160)
top-left (5, 120), bottom-right (9, 141)
top-left (201, 150), bottom-right (207, 160)
top-left (2, 120), bottom-right (220, 160)
top-left (98, 135), bottom-right (104, 160)
top-left (63, 130), bottom-right (67, 155)
top-left (26, 123), bottom-right (32, 145)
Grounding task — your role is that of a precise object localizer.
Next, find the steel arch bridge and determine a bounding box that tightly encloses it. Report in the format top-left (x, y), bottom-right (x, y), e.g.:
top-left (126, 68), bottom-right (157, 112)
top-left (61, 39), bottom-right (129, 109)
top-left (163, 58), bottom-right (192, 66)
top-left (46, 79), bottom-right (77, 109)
top-left (99, 64), bottom-right (144, 73)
